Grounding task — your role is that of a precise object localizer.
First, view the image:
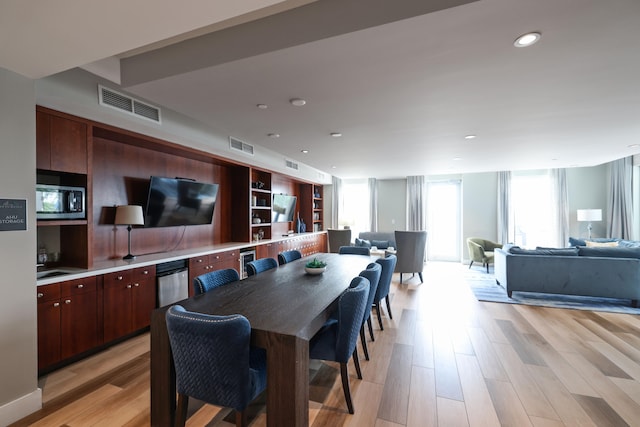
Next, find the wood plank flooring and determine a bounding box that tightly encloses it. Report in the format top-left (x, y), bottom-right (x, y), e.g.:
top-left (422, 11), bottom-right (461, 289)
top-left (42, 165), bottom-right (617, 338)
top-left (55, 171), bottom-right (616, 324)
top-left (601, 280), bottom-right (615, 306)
top-left (12, 261), bottom-right (640, 426)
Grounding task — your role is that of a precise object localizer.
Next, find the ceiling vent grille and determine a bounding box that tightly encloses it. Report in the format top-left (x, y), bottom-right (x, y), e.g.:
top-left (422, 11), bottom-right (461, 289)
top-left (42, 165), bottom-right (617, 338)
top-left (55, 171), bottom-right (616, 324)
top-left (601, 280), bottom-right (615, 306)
top-left (286, 160), bottom-right (299, 170)
top-left (98, 85), bottom-right (161, 124)
top-left (229, 137), bottom-right (254, 155)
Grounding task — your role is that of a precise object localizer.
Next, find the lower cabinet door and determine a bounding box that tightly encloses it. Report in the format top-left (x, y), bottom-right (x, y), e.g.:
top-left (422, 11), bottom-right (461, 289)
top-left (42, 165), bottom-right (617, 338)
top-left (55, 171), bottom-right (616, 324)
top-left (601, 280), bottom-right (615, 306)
top-left (103, 276), bottom-right (133, 343)
top-left (132, 278), bottom-right (156, 331)
top-left (37, 300), bottom-right (61, 371)
top-left (60, 291), bottom-right (99, 359)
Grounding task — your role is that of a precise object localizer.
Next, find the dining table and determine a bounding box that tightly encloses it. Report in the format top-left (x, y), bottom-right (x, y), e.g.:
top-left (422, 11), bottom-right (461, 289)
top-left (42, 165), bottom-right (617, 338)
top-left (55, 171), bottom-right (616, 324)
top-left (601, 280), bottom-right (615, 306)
top-left (150, 252), bottom-right (373, 427)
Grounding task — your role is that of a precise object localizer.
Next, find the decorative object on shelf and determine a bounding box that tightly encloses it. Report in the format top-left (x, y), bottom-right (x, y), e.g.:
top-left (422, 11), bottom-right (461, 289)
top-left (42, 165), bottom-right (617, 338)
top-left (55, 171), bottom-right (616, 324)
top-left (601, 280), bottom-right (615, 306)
top-left (295, 212), bottom-right (301, 233)
top-left (252, 213), bottom-right (262, 224)
top-left (577, 208), bottom-right (602, 239)
top-left (258, 229), bottom-right (264, 240)
top-left (252, 181), bottom-right (265, 189)
top-left (305, 258), bottom-right (327, 275)
top-left (114, 205), bottom-right (145, 260)
top-left (299, 219), bottom-right (306, 233)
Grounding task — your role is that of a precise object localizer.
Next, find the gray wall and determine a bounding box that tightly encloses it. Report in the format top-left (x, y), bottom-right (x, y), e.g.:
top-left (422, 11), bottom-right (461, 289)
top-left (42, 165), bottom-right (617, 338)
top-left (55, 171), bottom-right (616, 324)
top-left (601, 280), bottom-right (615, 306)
top-left (567, 164), bottom-right (608, 239)
top-left (377, 179), bottom-right (406, 232)
top-left (0, 68), bottom-right (40, 424)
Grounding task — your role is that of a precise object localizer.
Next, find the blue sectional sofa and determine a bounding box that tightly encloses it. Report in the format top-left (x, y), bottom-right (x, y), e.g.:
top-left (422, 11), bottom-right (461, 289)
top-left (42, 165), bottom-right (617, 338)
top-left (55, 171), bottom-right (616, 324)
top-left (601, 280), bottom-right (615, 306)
top-left (494, 243), bottom-right (640, 307)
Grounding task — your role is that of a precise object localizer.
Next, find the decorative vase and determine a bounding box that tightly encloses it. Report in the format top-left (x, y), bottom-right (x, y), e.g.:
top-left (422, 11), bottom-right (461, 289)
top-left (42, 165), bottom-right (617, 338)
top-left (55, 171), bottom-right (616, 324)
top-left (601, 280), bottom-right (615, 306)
top-left (295, 213), bottom-right (301, 233)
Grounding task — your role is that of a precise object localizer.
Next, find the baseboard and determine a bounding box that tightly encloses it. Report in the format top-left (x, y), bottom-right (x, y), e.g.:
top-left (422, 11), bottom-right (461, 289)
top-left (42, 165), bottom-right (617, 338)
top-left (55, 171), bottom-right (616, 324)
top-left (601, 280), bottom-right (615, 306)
top-left (0, 388), bottom-right (42, 426)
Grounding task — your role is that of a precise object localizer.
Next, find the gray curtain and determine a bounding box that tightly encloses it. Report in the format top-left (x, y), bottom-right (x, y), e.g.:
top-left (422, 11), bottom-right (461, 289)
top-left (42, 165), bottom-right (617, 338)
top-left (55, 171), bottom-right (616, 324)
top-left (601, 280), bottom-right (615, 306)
top-left (497, 171), bottom-right (511, 244)
top-left (368, 178), bottom-right (378, 232)
top-left (551, 168), bottom-right (570, 247)
top-left (607, 157), bottom-right (633, 239)
top-left (407, 176), bottom-right (426, 231)
top-left (331, 176), bottom-right (342, 229)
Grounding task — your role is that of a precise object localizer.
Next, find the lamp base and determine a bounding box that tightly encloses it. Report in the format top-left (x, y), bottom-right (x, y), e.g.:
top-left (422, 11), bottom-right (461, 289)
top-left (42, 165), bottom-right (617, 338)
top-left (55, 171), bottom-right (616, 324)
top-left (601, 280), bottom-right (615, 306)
top-left (123, 253), bottom-right (136, 260)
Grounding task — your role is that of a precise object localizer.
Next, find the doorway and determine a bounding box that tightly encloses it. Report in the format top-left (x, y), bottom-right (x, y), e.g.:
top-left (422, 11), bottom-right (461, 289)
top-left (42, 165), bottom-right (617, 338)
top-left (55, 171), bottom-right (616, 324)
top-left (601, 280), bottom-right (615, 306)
top-left (427, 180), bottom-right (462, 261)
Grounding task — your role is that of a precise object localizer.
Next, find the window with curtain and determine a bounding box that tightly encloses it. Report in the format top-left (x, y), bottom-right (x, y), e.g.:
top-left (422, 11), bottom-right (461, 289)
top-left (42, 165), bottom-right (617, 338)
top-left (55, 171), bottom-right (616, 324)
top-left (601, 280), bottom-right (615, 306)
top-left (511, 171), bottom-right (555, 248)
top-left (340, 179), bottom-right (370, 237)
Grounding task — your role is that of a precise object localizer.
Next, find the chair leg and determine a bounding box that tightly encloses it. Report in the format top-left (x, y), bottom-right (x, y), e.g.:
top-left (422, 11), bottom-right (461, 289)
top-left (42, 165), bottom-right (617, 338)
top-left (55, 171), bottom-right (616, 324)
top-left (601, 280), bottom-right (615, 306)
top-left (418, 272), bottom-right (423, 283)
top-left (367, 317), bottom-right (375, 341)
top-left (176, 394), bottom-right (189, 427)
top-left (375, 302), bottom-right (384, 330)
top-left (236, 410), bottom-right (247, 427)
top-left (360, 326), bottom-right (370, 360)
top-left (468, 260), bottom-right (473, 269)
top-left (385, 295), bottom-right (393, 320)
top-left (352, 347), bottom-right (362, 379)
top-left (341, 362), bottom-right (355, 414)
top-left (400, 273), bottom-right (403, 283)
top-left (486, 263), bottom-right (489, 273)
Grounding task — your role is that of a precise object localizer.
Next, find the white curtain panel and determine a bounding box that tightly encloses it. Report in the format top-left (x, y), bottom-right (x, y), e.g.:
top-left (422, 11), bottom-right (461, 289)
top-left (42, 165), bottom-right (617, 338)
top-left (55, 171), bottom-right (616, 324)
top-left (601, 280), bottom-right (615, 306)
top-left (607, 156), bottom-right (633, 239)
top-left (331, 176), bottom-right (342, 229)
top-left (551, 168), bottom-right (570, 247)
top-left (406, 175), bottom-right (426, 231)
top-left (497, 171), bottom-right (512, 244)
top-left (368, 178), bottom-right (378, 232)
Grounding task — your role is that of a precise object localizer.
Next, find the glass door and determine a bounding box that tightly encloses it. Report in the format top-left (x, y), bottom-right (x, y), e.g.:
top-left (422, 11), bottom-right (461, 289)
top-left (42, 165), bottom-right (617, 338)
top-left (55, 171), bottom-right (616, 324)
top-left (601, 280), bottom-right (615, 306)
top-left (427, 180), bottom-right (461, 261)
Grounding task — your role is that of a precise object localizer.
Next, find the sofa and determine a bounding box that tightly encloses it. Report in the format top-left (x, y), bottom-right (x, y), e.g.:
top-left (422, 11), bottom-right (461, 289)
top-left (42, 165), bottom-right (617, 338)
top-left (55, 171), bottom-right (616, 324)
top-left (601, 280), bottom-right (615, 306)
top-left (355, 232), bottom-right (396, 249)
top-left (494, 244), bottom-right (640, 307)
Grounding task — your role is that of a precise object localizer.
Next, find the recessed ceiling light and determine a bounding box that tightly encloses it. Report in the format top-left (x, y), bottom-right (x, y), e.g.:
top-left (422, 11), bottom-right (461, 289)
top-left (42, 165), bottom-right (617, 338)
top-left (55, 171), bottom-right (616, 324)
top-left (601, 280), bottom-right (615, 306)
top-left (453, 157), bottom-right (462, 161)
top-left (331, 165), bottom-right (337, 169)
top-left (290, 98), bottom-right (306, 106)
top-left (256, 104), bottom-right (268, 109)
top-left (330, 132), bottom-right (342, 138)
top-left (301, 149), bottom-right (309, 154)
top-left (628, 144), bottom-right (640, 148)
top-left (514, 32), bottom-right (541, 48)
top-left (267, 133), bottom-right (280, 138)
top-left (464, 134), bottom-right (476, 140)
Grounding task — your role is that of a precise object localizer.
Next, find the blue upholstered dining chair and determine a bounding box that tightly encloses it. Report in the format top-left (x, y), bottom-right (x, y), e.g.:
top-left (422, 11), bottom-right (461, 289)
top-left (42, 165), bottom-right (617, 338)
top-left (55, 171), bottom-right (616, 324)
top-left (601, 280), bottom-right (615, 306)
top-left (165, 305), bottom-right (267, 427)
top-left (193, 268), bottom-right (240, 295)
top-left (246, 257), bottom-right (278, 276)
top-left (339, 246), bottom-right (371, 255)
top-left (374, 254), bottom-right (397, 330)
top-left (358, 263), bottom-right (381, 361)
top-left (277, 249), bottom-right (302, 265)
top-left (309, 277), bottom-right (369, 414)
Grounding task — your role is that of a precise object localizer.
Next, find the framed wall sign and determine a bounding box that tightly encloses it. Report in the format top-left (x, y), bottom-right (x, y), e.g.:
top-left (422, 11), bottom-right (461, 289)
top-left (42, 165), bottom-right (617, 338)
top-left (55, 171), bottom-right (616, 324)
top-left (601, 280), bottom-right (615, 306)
top-left (0, 199), bottom-right (27, 231)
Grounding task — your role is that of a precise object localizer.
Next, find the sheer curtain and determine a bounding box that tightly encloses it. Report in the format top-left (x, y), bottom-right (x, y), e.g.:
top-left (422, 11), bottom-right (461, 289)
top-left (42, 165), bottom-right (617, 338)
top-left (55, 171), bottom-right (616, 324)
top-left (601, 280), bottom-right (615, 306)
top-left (607, 156), bottom-right (634, 239)
top-left (368, 178), bottom-right (378, 232)
top-left (331, 176), bottom-right (342, 229)
top-left (551, 168), bottom-right (570, 247)
top-left (497, 171), bottom-right (512, 243)
top-left (407, 176), bottom-right (426, 231)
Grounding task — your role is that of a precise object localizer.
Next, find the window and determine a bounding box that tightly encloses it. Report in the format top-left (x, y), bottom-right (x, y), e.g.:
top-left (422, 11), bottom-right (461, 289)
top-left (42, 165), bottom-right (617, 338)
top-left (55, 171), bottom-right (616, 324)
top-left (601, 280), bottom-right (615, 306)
top-left (511, 171), bottom-right (555, 248)
top-left (340, 179), bottom-right (369, 237)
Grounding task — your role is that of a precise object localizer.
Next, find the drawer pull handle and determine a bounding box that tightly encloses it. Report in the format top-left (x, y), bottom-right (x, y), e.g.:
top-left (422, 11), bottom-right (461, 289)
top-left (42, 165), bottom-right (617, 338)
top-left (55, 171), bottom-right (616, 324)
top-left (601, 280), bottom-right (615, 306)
top-left (143, 270), bottom-right (149, 275)
top-left (197, 259), bottom-right (203, 263)
top-left (37, 292), bottom-right (44, 298)
top-left (117, 276), bottom-right (123, 281)
top-left (53, 302), bottom-right (60, 307)
top-left (134, 283), bottom-right (139, 287)
top-left (77, 284), bottom-right (84, 289)
top-left (65, 299), bottom-right (71, 304)
top-left (127, 284), bottom-right (132, 289)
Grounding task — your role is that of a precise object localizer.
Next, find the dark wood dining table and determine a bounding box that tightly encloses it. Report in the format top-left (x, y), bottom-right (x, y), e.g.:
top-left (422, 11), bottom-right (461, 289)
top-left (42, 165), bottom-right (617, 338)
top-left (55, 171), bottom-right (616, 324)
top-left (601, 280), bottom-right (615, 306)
top-left (150, 252), bottom-right (373, 427)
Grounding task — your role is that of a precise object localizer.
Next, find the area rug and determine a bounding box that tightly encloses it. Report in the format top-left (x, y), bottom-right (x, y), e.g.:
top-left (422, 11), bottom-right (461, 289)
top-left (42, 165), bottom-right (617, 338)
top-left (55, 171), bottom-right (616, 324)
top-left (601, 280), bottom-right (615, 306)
top-left (465, 271), bottom-right (640, 315)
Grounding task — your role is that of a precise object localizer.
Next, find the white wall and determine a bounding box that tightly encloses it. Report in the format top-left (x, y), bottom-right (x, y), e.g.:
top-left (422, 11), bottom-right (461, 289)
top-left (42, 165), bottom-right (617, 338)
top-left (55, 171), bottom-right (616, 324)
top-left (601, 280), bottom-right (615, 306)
top-left (377, 179), bottom-right (406, 232)
top-left (0, 68), bottom-right (41, 425)
top-left (461, 172), bottom-right (499, 261)
top-left (567, 164), bottom-right (608, 239)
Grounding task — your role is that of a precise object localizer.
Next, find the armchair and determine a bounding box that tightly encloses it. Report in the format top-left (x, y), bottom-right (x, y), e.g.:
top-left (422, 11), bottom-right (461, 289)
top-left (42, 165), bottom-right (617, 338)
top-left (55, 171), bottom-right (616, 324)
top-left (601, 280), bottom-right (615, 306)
top-left (467, 237), bottom-right (502, 273)
top-left (394, 231), bottom-right (427, 283)
top-left (328, 229), bottom-right (352, 253)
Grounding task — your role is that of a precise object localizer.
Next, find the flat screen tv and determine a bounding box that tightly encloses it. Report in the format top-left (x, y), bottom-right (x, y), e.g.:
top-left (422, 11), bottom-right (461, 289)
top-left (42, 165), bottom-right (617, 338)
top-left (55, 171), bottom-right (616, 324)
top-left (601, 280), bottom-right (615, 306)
top-left (272, 194), bottom-right (297, 223)
top-left (144, 176), bottom-right (219, 227)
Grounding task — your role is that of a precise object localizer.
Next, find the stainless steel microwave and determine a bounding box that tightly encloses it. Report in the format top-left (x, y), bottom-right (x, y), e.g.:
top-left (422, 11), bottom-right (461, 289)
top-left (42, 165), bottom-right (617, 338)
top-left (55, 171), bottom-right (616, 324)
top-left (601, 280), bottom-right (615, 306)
top-left (36, 184), bottom-right (86, 220)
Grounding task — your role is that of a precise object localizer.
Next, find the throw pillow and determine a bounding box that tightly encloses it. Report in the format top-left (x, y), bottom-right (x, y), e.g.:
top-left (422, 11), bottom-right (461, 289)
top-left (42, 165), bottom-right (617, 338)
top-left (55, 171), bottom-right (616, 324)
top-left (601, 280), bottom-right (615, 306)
top-left (568, 237), bottom-right (586, 247)
top-left (585, 240), bottom-right (619, 247)
top-left (355, 238), bottom-right (372, 248)
top-left (371, 239), bottom-right (389, 249)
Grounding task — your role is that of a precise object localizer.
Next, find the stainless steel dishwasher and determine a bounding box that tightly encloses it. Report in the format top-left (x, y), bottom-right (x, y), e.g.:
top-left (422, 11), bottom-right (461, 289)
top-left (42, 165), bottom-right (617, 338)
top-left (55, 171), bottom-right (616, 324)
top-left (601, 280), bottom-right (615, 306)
top-left (156, 259), bottom-right (189, 307)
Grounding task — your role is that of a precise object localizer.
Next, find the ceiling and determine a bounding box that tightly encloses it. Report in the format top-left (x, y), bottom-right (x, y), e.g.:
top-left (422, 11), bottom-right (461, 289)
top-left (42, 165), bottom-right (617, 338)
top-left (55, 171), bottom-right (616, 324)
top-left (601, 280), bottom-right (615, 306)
top-left (3, 0), bottom-right (640, 179)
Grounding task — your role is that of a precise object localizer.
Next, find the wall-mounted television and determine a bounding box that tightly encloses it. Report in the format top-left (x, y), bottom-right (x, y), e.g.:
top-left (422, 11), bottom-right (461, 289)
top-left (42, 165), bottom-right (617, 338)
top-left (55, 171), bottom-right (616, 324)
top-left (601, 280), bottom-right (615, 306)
top-left (272, 194), bottom-right (297, 223)
top-left (144, 176), bottom-right (219, 227)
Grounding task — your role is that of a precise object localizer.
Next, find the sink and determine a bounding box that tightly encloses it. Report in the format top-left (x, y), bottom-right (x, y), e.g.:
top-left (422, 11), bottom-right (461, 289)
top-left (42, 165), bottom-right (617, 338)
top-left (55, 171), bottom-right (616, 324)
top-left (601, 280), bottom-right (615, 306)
top-left (37, 270), bottom-right (73, 279)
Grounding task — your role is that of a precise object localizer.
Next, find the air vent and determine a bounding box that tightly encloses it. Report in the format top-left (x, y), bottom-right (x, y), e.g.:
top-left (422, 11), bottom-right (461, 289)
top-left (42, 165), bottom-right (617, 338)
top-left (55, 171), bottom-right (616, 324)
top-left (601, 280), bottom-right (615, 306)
top-left (317, 172), bottom-right (325, 180)
top-left (98, 85), bottom-right (161, 124)
top-left (286, 160), bottom-right (299, 170)
top-left (229, 137), bottom-right (254, 155)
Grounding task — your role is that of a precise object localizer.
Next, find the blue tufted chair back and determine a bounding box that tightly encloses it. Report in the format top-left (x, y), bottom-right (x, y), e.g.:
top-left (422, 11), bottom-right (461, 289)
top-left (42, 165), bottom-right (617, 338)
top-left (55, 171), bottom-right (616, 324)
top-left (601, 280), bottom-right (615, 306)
top-left (339, 246), bottom-right (371, 255)
top-left (246, 257), bottom-right (278, 276)
top-left (358, 263), bottom-right (381, 323)
top-left (277, 250), bottom-right (302, 265)
top-left (165, 305), bottom-right (267, 412)
top-left (334, 277), bottom-right (370, 363)
top-left (375, 254), bottom-right (397, 302)
top-left (193, 268), bottom-right (239, 295)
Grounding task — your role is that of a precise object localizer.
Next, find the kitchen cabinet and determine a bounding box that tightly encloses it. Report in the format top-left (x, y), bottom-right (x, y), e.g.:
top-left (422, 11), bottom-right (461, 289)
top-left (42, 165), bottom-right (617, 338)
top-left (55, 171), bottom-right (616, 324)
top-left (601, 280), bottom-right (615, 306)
top-left (103, 265), bottom-right (156, 343)
top-left (37, 276), bottom-right (98, 372)
top-left (36, 110), bottom-right (88, 174)
top-left (188, 249), bottom-right (240, 295)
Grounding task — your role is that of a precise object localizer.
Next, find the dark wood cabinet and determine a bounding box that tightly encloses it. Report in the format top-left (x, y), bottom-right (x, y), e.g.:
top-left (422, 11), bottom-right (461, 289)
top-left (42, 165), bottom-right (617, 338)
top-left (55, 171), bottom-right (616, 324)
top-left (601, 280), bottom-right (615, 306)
top-left (188, 250), bottom-right (240, 296)
top-left (37, 277), bottom-right (98, 372)
top-left (103, 265), bottom-right (156, 343)
top-left (36, 110), bottom-right (88, 174)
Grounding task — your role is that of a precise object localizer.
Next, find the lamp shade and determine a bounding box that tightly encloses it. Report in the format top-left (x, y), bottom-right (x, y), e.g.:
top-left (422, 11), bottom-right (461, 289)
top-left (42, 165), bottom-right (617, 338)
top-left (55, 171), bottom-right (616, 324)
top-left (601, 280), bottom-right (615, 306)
top-left (114, 205), bottom-right (145, 226)
top-left (577, 209), bottom-right (602, 222)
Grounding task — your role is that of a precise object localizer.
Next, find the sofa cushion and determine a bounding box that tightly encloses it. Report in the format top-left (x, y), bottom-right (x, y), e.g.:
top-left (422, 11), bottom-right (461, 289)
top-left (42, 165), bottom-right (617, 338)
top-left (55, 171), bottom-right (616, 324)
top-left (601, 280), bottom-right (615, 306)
top-left (355, 238), bottom-right (372, 248)
top-left (585, 240), bottom-right (619, 247)
top-left (618, 239), bottom-right (640, 248)
top-left (578, 246), bottom-right (640, 259)
top-left (509, 247), bottom-right (579, 256)
top-left (371, 239), bottom-right (390, 249)
top-left (568, 237), bottom-right (586, 247)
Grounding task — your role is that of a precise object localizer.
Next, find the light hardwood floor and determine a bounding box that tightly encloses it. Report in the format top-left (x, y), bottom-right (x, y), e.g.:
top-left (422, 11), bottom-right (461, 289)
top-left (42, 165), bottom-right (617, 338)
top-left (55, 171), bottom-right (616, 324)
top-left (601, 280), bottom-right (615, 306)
top-left (12, 261), bottom-right (640, 426)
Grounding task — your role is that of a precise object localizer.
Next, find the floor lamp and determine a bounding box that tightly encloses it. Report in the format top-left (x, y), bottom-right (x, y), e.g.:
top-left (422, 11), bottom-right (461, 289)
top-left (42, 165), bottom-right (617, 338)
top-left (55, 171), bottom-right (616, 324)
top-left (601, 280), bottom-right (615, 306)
top-left (577, 208), bottom-right (602, 240)
top-left (115, 205), bottom-right (145, 260)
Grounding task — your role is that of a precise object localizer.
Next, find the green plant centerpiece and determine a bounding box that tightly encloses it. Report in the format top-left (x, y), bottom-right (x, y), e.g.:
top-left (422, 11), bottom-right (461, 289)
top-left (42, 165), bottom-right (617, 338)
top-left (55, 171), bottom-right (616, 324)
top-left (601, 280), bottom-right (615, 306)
top-left (305, 258), bottom-right (327, 275)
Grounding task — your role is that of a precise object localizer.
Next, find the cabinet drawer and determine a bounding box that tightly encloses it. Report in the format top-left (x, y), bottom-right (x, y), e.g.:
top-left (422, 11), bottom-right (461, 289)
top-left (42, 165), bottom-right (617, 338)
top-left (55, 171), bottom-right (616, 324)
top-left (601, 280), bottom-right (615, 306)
top-left (37, 283), bottom-right (61, 303)
top-left (133, 265), bottom-right (156, 280)
top-left (189, 256), bottom-right (209, 269)
top-left (61, 276), bottom-right (97, 296)
top-left (103, 270), bottom-right (132, 288)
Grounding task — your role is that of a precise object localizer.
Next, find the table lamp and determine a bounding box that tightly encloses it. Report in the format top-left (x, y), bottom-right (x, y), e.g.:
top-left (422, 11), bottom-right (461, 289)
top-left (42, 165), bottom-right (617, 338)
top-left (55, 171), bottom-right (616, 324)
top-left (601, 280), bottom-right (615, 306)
top-left (577, 208), bottom-right (602, 239)
top-left (115, 205), bottom-right (145, 260)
